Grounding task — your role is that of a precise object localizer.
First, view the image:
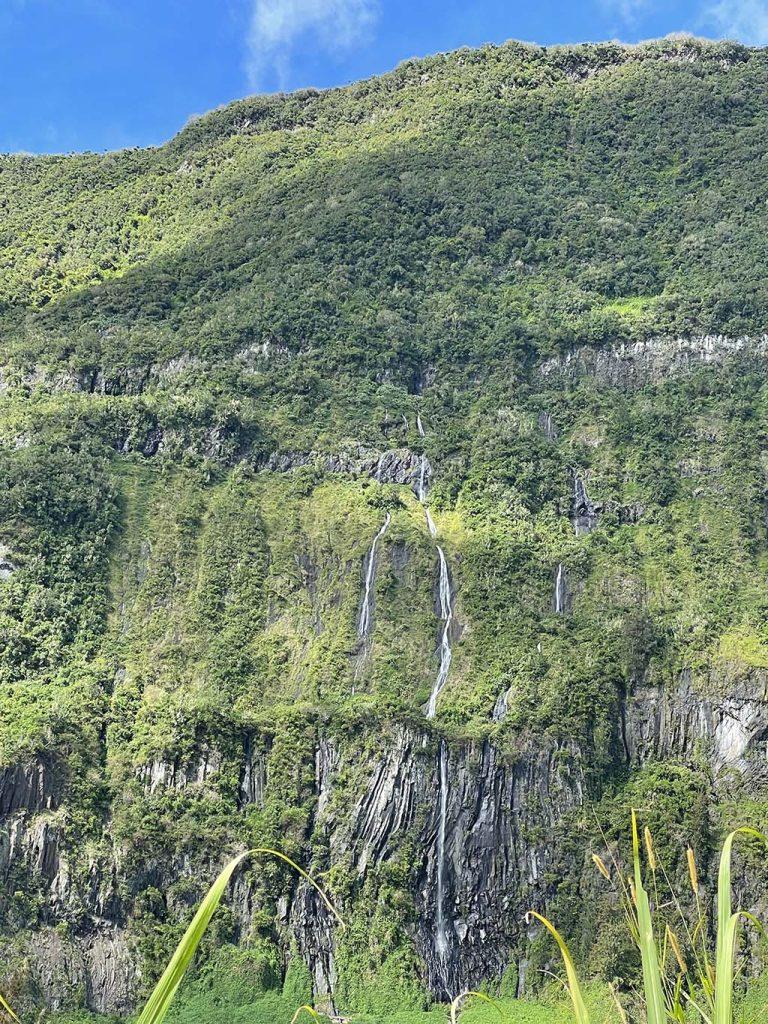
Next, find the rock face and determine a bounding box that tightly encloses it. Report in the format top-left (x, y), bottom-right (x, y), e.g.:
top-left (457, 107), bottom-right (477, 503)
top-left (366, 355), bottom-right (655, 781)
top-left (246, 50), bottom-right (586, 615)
top-left (281, 725), bottom-right (589, 1003)
top-left (0, 759), bottom-right (139, 1013)
top-left (3, 667), bottom-right (766, 1012)
top-left (0, 544), bottom-right (16, 582)
top-left (0, 760), bottom-right (58, 816)
top-left (258, 446), bottom-right (426, 490)
top-left (539, 335), bottom-right (768, 389)
top-left (135, 747), bottom-right (222, 794)
top-left (623, 670), bottom-right (768, 776)
top-left (571, 475), bottom-right (599, 536)
top-left (29, 930), bottom-right (135, 1015)
top-left (569, 473), bottom-right (644, 533)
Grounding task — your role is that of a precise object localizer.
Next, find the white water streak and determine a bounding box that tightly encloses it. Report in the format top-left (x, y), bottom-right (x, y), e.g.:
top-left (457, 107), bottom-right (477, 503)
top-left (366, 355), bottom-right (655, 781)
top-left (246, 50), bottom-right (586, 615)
top-left (418, 412), bottom-right (456, 992)
top-left (416, 414), bottom-right (436, 534)
top-left (426, 546), bottom-right (453, 718)
top-left (357, 513), bottom-right (391, 639)
top-left (555, 562), bottom-right (566, 614)
top-left (425, 506), bottom-right (437, 538)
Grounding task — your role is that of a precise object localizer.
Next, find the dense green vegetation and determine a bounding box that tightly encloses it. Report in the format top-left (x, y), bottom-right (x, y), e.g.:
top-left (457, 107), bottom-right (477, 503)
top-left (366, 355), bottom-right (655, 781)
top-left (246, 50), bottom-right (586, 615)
top-left (1, 34), bottom-right (768, 1021)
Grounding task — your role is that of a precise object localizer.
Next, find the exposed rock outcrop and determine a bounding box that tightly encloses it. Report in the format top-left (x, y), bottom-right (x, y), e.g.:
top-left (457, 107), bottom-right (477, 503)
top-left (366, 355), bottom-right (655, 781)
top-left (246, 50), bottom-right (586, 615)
top-left (0, 544), bottom-right (16, 581)
top-left (0, 727), bottom-right (588, 1009)
top-left (24, 928), bottom-right (136, 1015)
top-left (258, 446), bottom-right (427, 490)
top-left (569, 473), bottom-right (644, 533)
top-left (0, 760), bottom-right (58, 816)
top-left (287, 725), bottom-right (587, 1001)
top-left (571, 475), bottom-right (599, 536)
top-left (623, 669), bottom-right (768, 776)
top-left (2, 667), bottom-right (768, 1014)
top-left (539, 335), bottom-right (768, 390)
top-left (135, 747), bottom-right (222, 795)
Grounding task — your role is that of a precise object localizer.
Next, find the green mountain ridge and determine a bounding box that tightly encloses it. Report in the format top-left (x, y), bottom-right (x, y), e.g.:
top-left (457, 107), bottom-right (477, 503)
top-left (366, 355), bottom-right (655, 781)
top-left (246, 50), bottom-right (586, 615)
top-left (0, 35), bottom-right (767, 1017)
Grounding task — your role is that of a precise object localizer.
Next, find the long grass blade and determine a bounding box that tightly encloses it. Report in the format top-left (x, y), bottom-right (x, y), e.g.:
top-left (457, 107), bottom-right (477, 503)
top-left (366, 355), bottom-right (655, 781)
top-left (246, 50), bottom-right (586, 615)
top-left (136, 847), bottom-right (343, 1024)
top-left (526, 911), bottom-right (590, 1024)
top-left (0, 993), bottom-right (20, 1024)
top-left (449, 990), bottom-right (504, 1024)
top-left (714, 828), bottom-right (766, 1024)
top-left (290, 1006), bottom-right (323, 1024)
top-left (631, 810), bottom-right (666, 1024)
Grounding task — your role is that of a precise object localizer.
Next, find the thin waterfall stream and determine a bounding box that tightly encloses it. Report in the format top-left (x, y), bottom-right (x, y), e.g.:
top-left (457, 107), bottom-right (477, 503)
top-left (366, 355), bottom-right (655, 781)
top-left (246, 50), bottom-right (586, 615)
top-left (358, 513), bottom-right (391, 639)
top-left (417, 413), bottom-right (456, 993)
top-left (434, 739), bottom-right (451, 969)
top-left (427, 547), bottom-right (453, 717)
top-left (554, 562), bottom-right (566, 614)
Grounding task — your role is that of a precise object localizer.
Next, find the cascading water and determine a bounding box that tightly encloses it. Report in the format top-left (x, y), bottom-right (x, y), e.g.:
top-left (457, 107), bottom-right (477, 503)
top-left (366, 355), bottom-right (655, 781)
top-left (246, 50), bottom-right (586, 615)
top-left (417, 415), bottom-right (437, 537)
top-left (427, 547), bottom-right (453, 718)
top-left (357, 513), bottom-right (391, 639)
top-left (554, 562), bottom-right (567, 614)
top-left (417, 413), bottom-right (457, 996)
top-left (417, 454), bottom-right (429, 504)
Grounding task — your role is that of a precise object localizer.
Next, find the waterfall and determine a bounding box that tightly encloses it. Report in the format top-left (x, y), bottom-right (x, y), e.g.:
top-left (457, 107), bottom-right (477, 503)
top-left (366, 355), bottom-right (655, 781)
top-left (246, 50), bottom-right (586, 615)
top-left (434, 741), bottom-right (451, 969)
top-left (417, 414), bottom-right (457, 996)
top-left (554, 562), bottom-right (567, 614)
top-left (425, 507), bottom-right (437, 539)
top-left (418, 456), bottom-right (428, 504)
top-left (416, 414), bottom-right (454, 716)
top-left (492, 687), bottom-right (510, 722)
top-left (572, 473), bottom-right (598, 536)
top-left (416, 414), bottom-right (436, 536)
top-left (357, 513), bottom-right (391, 639)
top-left (426, 547), bottom-right (453, 719)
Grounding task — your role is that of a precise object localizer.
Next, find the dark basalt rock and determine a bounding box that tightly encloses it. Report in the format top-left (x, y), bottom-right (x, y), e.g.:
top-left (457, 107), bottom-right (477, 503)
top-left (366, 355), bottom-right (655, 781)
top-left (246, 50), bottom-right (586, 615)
top-left (0, 759), bottom-right (58, 816)
top-left (257, 446), bottom-right (426, 489)
top-left (3, 671), bottom-right (768, 1013)
top-left (571, 475), bottom-right (599, 536)
top-left (539, 335), bottom-right (768, 390)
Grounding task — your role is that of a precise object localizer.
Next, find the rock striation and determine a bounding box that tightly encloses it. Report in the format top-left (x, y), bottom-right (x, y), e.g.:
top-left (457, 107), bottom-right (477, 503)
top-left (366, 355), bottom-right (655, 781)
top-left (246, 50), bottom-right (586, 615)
top-left (3, 666), bottom-right (767, 1011)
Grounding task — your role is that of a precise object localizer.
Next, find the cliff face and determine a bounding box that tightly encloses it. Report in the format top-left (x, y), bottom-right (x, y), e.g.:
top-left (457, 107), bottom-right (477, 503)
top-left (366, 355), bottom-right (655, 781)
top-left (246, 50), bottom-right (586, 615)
top-left (3, 36), bottom-right (768, 1016)
top-left (3, 664), bottom-right (766, 1010)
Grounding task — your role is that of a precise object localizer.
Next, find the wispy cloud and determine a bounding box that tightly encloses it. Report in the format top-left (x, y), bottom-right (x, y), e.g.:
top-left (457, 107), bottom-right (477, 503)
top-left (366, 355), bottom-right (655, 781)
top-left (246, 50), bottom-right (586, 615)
top-left (702, 0), bottom-right (768, 44)
top-left (598, 0), bottom-right (655, 29)
top-left (246, 0), bottom-right (378, 89)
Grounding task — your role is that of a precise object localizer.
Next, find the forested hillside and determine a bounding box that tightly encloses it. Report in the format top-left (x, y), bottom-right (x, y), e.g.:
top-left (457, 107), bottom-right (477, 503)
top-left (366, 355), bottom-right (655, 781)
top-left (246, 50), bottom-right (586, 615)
top-left (1, 36), bottom-right (767, 1017)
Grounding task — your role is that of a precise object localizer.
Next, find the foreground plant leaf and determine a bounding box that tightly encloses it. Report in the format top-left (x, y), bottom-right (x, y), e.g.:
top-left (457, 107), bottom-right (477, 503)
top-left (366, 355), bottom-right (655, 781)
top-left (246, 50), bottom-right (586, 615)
top-left (0, 992), bottom-right (19, 1024)
top-left (526, 911), bottom-right (590, 1024)
top-left (290, 1005), bottom-right (323, 1024)
top-left (631, 809), bottom-right (666, 1024)
top-left (136, 847), bottom-right (342, 1024)
top-left (714, 828), bottom-right (766, 1024)
top-left (449, 990), bottom-right (504, 1024)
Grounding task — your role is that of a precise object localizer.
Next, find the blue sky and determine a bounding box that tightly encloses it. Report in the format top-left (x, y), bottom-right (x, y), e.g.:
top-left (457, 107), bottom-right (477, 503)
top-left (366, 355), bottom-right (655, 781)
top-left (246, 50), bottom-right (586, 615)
top-left (1, 0), bottom-right (767, 153)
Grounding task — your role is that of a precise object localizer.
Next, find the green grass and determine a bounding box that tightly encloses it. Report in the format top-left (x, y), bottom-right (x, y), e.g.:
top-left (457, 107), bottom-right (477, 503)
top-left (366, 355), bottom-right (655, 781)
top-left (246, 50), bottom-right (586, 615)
top-left (43, 991), bottom-right (615, 1024)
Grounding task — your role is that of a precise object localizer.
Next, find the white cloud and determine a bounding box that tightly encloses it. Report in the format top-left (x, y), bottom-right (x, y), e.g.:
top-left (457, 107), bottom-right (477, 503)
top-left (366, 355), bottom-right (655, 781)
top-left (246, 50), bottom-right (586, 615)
top-left (246, 0), bottom-right (378, 89)
top-left (703, 0), bottom-right (768, 44)
top-left (598, 0), bottom-right (655, 28)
